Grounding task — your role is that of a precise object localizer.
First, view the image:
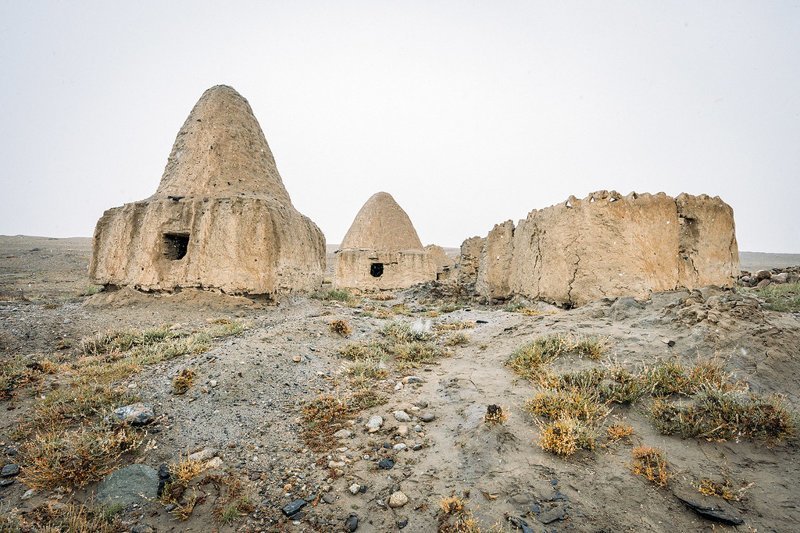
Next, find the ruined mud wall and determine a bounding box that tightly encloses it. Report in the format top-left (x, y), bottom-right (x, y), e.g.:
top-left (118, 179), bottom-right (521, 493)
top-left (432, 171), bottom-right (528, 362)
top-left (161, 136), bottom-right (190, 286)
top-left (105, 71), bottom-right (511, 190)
top-left (90, 197), bottom-right (325, 295)
top-left (472, 191), bottom-right (738, 306)
top-left (333, 250), bottom-right (438, 291)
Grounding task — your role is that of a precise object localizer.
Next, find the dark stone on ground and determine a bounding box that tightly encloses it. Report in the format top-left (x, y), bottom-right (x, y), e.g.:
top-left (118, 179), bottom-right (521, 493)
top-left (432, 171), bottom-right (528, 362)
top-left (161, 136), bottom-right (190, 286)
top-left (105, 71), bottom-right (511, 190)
top-left (111, 403), bottom-right (155, 426)
top-left (0, 478), bottom-right (14, 487)
top-left (378, 458), bottom-right (394, 470)
top-left (508, 515), bottom-right (534, 532)
top-left (538, 503), bottom-right (567, 524)
top-left (345, 513), bottom-right (359, 531)
top-left (1, 464), bottom-right (20, 477)
top-left (96, 464), bottom-right (159, 506)
top-left (282, 498), bottom-right (307, 517)
top-left (397, 517), bottom-right (409, 529)
top-left (674, 490), bottom-right (745, 526)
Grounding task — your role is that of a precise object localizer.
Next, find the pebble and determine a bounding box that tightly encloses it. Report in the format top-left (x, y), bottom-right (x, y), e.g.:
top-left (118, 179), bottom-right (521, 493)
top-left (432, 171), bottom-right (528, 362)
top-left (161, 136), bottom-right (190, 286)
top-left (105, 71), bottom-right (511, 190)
top-left (394, 410), bottom-right (412, 422)
top-left (397, 517), bottom-right (409, 529)
top-left (322, 493), bottom-right (335, 504)
top-left (404, 376), bottom-right (425, 384)
top-left (349, 483), bottom-right (361, 495)
top-left (345, 514), bottom-right (359, 531)
top-left (328, 461), bottom-right (346, 469)
top-left (393, 443), bottom-right (407, 451)
top-left (394, 382), bottom-right (403, 391)
top-left (209, 379), bottom-right (219, 387)
top-left (397, 425), bottom-right (409, 437)
top-left (292, 356), bottom-right (302, 363)
top-left (281, 498), bottom-right (307, 517)
top-left (333, 429), bottom-right (353, 439)
top-left (378, 458), bottom-right (395, 470)
top-left (1, 464), bottom-right (20, 477)
top-left (187, 447), bottom-right (216, 462)
top-left (388, 491), bottom-right (409, 508)
top-left (420, 412), bottom-right (436, 422)
top-left (0, 478), bottom-right (14, 487)
top-left (21, 489), bottom-right (35, 500)
top-left (366, 415), bottom-right (383, 432)
top-left (111, 403), bottom-right (154, 426)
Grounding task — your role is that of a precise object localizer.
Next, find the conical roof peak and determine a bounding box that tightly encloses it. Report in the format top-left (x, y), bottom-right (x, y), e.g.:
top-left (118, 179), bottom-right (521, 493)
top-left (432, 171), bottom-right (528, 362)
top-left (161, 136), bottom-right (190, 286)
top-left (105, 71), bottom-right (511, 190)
top-left (340, 192), bottom-right (424, 251)
top-left (154, 85), bottom-right (292, 205)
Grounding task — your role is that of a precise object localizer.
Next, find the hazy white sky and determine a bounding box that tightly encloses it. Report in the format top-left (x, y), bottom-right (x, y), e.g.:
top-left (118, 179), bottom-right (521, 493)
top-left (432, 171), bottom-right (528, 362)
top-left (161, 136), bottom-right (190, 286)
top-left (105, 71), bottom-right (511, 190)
top-left (1, 1), bottom-right (798, 252)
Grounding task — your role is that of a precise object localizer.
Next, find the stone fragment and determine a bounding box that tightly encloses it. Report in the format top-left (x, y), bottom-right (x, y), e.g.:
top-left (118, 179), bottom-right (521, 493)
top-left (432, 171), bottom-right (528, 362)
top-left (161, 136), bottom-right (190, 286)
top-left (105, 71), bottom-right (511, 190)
top-left (366, 415), bottom-right (384, 432)
top-left (345, 514), bottom-right (359, 531)
top-left (96, 465), bottom-right (159, 506)
top-left (281, 499), bottom-right (307, 517)
top-left (388, 491), bottom-right (409, 508)
top-left (111, 403), bottom-right (154, 426)
top-left (1, 464), bottom-right (20, 477)
top-left (394, 410), bottom-right (412, 422)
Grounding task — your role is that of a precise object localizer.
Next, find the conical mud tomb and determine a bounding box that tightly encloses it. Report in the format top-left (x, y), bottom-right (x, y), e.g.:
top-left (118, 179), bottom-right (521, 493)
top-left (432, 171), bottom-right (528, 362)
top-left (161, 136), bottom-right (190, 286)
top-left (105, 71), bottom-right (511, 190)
top-left (89, 85), bottom-right (325, 295)
top-left (334, 192), bottom-right (439, 290)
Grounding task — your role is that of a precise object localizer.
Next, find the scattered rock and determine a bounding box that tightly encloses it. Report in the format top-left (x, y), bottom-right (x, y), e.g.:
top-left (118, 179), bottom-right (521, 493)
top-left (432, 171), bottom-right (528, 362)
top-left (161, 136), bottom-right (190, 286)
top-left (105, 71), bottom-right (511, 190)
top-left (378, 458), bottom-right (395, 470)
top-left (674, 489), bottom-right (744, 526)
top-left (21, 489), bottom-right (35, 500)
top-left (292, 355), bottom-right (302, 363)
top-left (388, 491), bottom-right (409, 508)
top-left (397, 517), bottom-right (409, 529)
top-left (0, 478), bottom-right (15, 487)
top-left (349, 483), bottom-right (361, 495)
top-left (394, 410), bottom-right (412, 422)
top-left (755, 269), bottom-right (771, 280)
top-left (281, 498), bottom-right (307, 517)
top-left (130, 525), bottom-right (154, 533)
top-left (756, 279), bottom-right (771, 289)
top-left (419, 412), bottom-right (436, 422)
top-left (507, 515), bottom-right (534, 533)
top-left (96, 465), bottom-right (159, 506)
top-left (345, 513), bottom-right (359, 531)
top-left (538, 503), bottom-right (567, 524)
top-left (333, 429), bottom-right (353, 439)
top-left (111, 403), bottom-right (154, 426)
top-left (404, 376), bottom-right (425, 384)
top-left (772, 272), bottom-right (789, 283)
top-left (205, 457), bottom-right (223, 470)
top-left (366, 415), bottom-right (384, 432)
top-left (188, 447), bottom-right (216, 462)
top-left (393, 443), bottom-right (407, 451)
top-left (1, 464), bottom-right (20, 477)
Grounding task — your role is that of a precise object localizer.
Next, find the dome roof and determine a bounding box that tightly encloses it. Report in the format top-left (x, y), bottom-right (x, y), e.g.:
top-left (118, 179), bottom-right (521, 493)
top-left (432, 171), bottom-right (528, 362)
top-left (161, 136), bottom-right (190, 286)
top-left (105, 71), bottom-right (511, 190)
top-left (154, 85), bottom-right (292, 205)
top-left (340, 192), bottom-right (424, 251)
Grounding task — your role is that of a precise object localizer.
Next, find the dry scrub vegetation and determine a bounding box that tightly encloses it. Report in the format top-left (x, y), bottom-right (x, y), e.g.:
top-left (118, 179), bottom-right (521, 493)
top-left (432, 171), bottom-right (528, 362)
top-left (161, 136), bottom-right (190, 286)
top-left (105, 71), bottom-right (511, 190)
top-left (509, 334), bottom-right (796, 458)
top-left (11, 320), bottom-right (246, 491)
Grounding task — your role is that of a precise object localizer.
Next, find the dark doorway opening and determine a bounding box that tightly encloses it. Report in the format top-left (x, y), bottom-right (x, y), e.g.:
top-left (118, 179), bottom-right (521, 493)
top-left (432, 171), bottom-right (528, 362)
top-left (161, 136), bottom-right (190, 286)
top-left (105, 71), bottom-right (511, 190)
top-left (163, 233), bottom-right (189, 260)
top-left (370, 262), bottom-right (384, 278)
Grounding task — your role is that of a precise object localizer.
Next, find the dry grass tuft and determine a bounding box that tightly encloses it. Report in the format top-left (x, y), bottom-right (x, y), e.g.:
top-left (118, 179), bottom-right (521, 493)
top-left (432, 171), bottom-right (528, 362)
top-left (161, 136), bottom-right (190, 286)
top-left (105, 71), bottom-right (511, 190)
top-left (651, 389), bottom-right (795, 442)
top-left (172, 368), bottom-right (196, 395)
top-left (19, 425), bottom-right (142, 489)
top-left (369, 292), bottom-right (396, 301)
top-left (0, 355), bottom-right (58, 400)
top-left (300, 390), bottom-right (386, 450)
top-left (434, 321), bottom-right (475, 332)
top-left (631, 446), bottom-right (670, 487)
top-left (313, 288), bottom-right (354, 302)
top-left (606, 423), bottom-right (635, 442)
top-left (444, 332), bottom-right (470, 347)
top-left (440, 495), bottom-right (466, 514)
top-left (338, 342), bottom-right (387, 361)
top-left (538, 417), bottom-right (596, 456)
top-left (171, 454), bottom-right (205, 484)
top-left (697, 478), bottom-right (741, 501)
top-left (24, 502), bottom-right (121, 532)
top-left (329, 319), bottom-right (353, 337)
top-left (525, 389), bottom-right (609, 422)
top-left (393, 341), bottom-right (448, 368)
top-left (346, 358), bottom-right (388, 388)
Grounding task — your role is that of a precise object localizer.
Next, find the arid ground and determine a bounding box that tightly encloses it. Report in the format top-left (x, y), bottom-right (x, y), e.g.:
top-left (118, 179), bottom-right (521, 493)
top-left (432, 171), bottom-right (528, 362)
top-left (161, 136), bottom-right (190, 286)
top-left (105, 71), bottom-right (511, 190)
top-left (1, 236), bottom-right (799, 532)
